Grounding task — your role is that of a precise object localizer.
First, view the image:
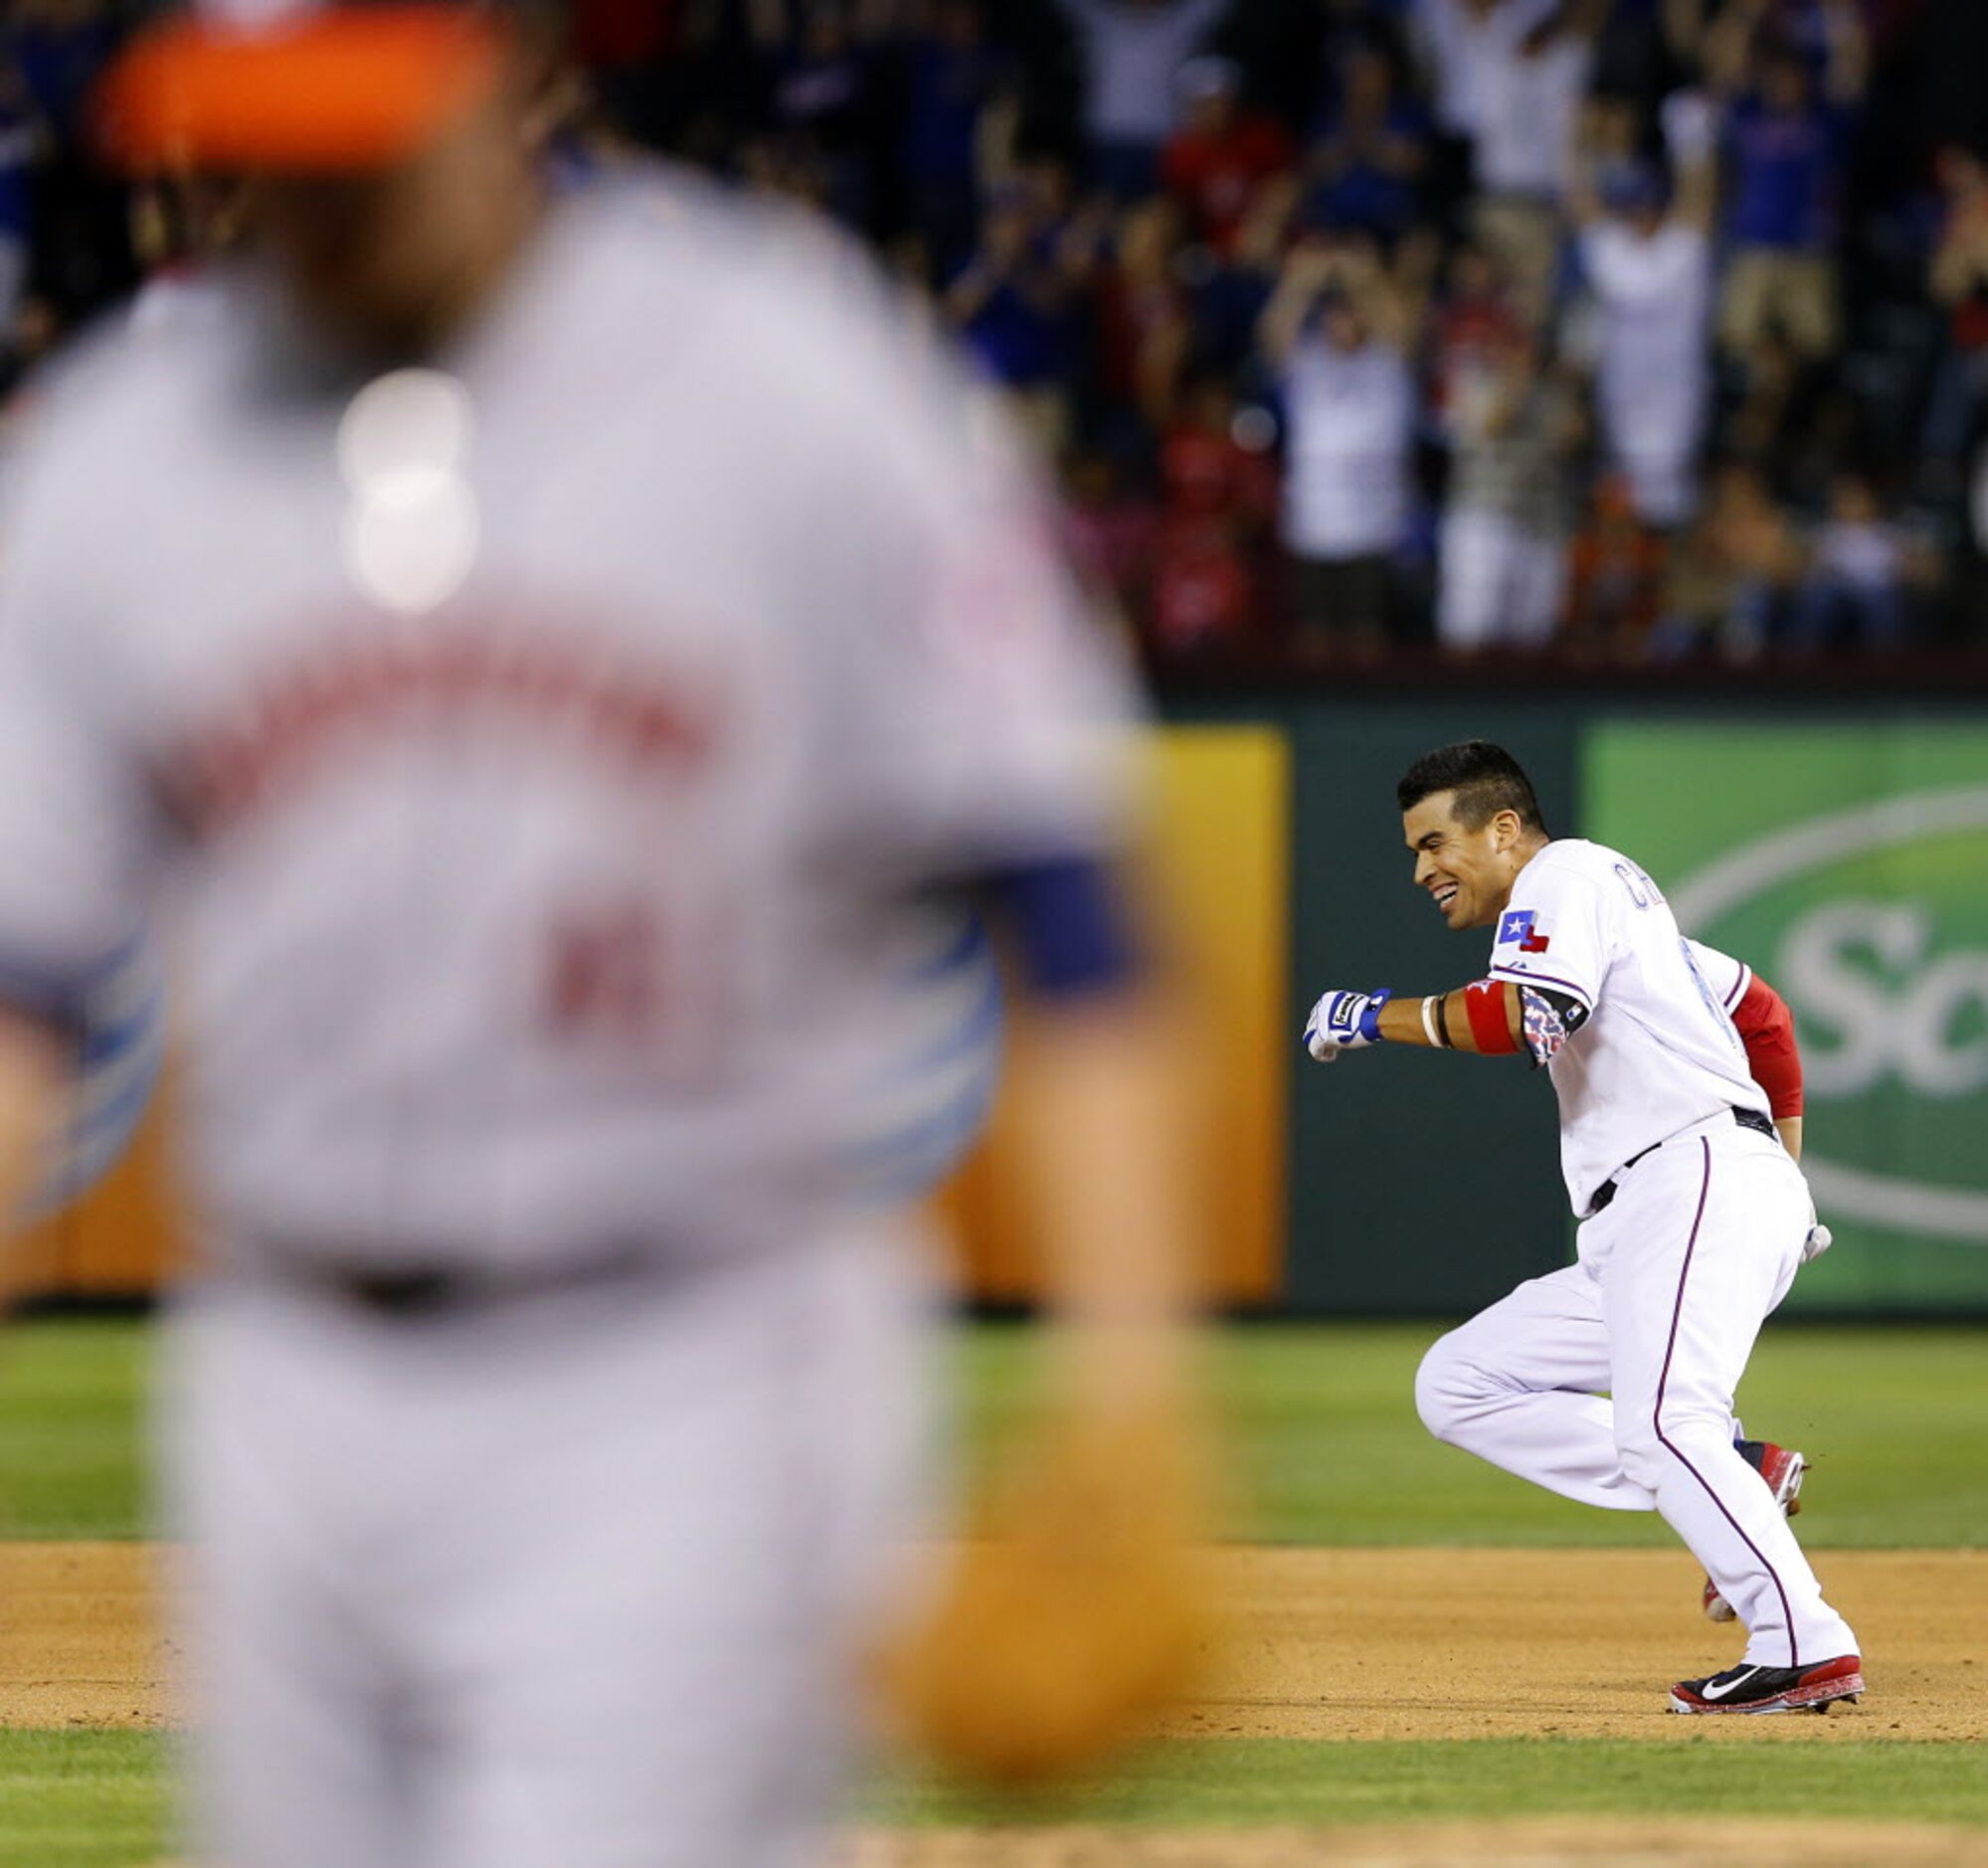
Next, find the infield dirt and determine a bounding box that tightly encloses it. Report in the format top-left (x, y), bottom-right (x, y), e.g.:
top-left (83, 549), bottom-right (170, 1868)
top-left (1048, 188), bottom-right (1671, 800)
top-left (5, 1543), bottom-right (1983, 1741)
top-left (833, 1819), bottom-right (1988, 1864)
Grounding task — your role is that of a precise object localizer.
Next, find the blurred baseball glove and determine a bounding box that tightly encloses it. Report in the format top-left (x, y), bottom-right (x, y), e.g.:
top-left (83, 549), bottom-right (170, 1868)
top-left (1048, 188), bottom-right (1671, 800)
top-left (877, 1403), bottom-right (1212, 1786)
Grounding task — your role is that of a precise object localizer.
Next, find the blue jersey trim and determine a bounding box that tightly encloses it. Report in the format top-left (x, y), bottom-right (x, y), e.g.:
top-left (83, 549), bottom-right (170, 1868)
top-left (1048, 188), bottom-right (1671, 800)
top-left (898, 963), bottom-right (1003, 1077)
top-left (979, 856), bottom-right (1139, 1000)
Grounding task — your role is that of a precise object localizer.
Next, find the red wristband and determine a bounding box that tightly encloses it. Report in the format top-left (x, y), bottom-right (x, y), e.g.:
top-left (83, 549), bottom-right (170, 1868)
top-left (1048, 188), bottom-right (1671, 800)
top-left (1463, 979), bottom-right (1521, 1054)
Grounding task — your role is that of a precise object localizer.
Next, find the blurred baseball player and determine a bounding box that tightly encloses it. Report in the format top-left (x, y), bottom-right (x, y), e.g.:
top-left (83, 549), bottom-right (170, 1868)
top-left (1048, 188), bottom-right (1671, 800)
top-left (0, 4), bottom-right (1208, 1864)
top-left (1304, 741), bottom-right (1863, 1717)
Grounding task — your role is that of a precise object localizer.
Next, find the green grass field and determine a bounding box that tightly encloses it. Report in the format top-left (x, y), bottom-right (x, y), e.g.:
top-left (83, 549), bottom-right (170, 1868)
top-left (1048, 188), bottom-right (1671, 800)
top-left (3, 1316), bottom-right (1984, 1861)
top-left (14, 1728), bottom-right (1988, 1866)
top-left (962, 1320), bottom-right (1988, 1550)
top-left (11, 1317), bottom-right (1986, 1547)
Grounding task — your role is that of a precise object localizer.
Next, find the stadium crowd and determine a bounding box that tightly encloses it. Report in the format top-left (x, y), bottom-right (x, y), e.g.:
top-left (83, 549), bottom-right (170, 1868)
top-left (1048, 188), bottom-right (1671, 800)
top-left (3, 0), bottom-right (1988, 678)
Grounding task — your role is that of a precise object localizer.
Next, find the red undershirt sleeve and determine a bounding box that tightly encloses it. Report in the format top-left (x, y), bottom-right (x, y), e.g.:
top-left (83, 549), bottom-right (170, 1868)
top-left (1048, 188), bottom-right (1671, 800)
top-left (1730, 973), bottom-right (1803, 1119)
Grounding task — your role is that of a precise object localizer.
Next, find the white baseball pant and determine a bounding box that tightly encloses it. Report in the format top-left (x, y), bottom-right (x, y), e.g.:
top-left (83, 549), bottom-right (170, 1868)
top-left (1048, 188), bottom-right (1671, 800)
top-left (1415, 1113), bottom-right (1859, 1670)
top-left (157, 1218), bottom-right (934, 1868)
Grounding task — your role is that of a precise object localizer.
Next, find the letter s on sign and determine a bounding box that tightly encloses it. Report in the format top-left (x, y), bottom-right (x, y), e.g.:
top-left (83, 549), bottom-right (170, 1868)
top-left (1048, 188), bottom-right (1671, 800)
top-left (1778, 900), bottom-right (1988, 1100)
top-left (1897, 951), bottom-right (1988, 1097)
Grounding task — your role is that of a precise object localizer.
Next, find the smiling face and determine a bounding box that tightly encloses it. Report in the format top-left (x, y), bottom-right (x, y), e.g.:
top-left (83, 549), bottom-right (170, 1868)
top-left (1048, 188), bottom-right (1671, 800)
top-left (1403, 790), bottom-right (1540, 931)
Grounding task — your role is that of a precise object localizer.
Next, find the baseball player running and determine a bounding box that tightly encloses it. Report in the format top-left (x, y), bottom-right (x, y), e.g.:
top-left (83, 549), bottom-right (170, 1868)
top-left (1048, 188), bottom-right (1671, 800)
top-left (1305, 740), bottom-right (1863, 1716)
top-left (0, 5), bottom-right (1207, 1864)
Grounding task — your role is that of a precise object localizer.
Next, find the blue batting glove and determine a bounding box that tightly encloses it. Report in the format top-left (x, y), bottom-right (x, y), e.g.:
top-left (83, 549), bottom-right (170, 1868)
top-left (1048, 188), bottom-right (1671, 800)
top-left (1304, 987), bottom-right (1392, 1062)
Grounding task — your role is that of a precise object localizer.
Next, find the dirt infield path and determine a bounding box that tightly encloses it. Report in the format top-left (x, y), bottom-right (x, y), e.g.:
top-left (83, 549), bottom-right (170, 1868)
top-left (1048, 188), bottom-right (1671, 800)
top-left (1172, 1546), bottom-right (1988, 1741)
top-left (832, 1819), bottom-right (1988, 1865)
top-left (0, 1543), bottom-right (170, 1729)
top-left (6, 1543), bottom-right (1984, 1740)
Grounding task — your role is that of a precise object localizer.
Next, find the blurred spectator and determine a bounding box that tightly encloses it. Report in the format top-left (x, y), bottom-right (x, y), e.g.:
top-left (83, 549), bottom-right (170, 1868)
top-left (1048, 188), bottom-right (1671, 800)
top-left (0, 0), bottom-right (1976, 672)
top-left (1426, 239), bottom-right (1524, 421)
top-left (1591, 0), bottom-right (1685, 109)
top-left (1089, 192), bottom-right (1194, 438)
top-left (1190, 167), bottom-right (1300, 375)
top-left (1570, 90), bottom-right (1719, 530)
top-left (1437, 327), bottom-right (1582, 651)
top-left (944, 183), bottom-right (1078, 450)
top-left (0, 66), bottom-right (42, 332)
top-left (1720, 323), bottom-right (1799, 457)
top-left (1472, 0), bottom-right (1607, 327)
top-left (768, 0), bottom-right (885, 230)
top-left (564, 0), bottom-right (682, 145)
top-left (1787, 469), bottom-right (1912, 654)
top-left (0, 291), bottom-right (60, 405)
top-left (11, 0), bottom-right (115, 149)
top-left (1656, 458), bottom-right (1802, 657)
top-left (1052, 0), bottom-right (1231, 198)
top-left (1566, 472), bottom-right (1669, 652)
top-left (14, 0), bottom-right (132, 314)
top-left (735, 129), bottom-right (837, 215)
top-left (1302, 42), bottom-right (1430, 248)
top-left (1925, 143), bottom-right (1988, 470)
top-left (1060, 445), bottom-right (1162, 607)
top-left (1409, 0), bottom-right (1556, 208)
top-left (1324, 0), bottom-right (1416, 59)
top-left (1970, 432), bottom-right (1988, 618)
top-left (1159, 370), bottom-right (1280, 525)
top-left (1150, 371), bottom-right (1279, 656)
top-left (1411, 0), bottom-right (1557, 139)
top-left (892, 0), bottom-right (1015, 272)
top-left (1577, 88), bottom-right (1643, 192)
top-left (1259, 237), bottom-right (1418, 655)
top-left (1307, 0), bottom-right (1417, 97)
top-left (1159, 57), bottom-right (1294, 257)
top-left (1150, 508), bottom-right (1255, 657)
top-left (1709, 4), bottom-right (1867, 366)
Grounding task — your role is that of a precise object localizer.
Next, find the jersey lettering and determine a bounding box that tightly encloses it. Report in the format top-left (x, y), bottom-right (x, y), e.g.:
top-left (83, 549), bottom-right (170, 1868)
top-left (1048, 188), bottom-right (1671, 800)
top-left (163, 622), bottom-right (720, 840)
top-left (1613, 861), bottom-right (1663, 911)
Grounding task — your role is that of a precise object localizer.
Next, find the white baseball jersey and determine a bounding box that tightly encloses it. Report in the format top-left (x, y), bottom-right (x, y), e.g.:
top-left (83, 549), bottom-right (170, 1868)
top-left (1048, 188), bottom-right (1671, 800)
top-left (1486, 838), bottom-right (1770, 1216)
top-left (0, 173), bottom-right (1133, 1277)
top-left (1422, 838), bottom-right (1856, 1681)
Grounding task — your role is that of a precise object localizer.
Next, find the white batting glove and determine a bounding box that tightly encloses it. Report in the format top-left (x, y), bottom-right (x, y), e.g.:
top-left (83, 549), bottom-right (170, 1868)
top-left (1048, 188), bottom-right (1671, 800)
top-left (1797, 1185), bottom-right (1834, 1266)
top-left (1304, 988), bottom-right (1392, 1062)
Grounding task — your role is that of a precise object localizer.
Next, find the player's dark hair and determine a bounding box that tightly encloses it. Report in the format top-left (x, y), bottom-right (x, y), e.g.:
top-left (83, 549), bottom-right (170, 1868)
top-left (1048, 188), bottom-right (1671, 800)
top-left (1396, 742), bottom-right (1547, 835)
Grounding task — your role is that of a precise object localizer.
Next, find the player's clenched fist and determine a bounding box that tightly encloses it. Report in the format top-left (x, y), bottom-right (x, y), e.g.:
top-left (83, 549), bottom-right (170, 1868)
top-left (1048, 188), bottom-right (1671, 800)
top-left (1303, 988), bottom-right (1392, 1061)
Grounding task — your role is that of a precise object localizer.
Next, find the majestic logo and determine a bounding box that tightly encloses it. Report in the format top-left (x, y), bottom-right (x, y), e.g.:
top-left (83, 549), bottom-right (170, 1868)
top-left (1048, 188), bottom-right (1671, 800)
top-left (1498, 909), bottom-right (1551, 953)
top-left (1670, 785), bottom-right (1988, 1246)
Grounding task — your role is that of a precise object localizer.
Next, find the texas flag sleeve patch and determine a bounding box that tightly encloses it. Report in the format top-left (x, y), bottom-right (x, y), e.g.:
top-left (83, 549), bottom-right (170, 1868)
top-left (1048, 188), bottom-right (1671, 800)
top-left (1498, 909), bottom-right (1551, 954)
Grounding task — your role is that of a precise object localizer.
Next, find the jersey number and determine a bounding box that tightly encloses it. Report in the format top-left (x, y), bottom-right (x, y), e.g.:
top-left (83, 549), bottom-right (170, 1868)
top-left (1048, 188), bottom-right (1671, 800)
top-left (542, 902), bottom-right (665, 1041)
top-left (1679, 937), bottom-right (1743, 1050)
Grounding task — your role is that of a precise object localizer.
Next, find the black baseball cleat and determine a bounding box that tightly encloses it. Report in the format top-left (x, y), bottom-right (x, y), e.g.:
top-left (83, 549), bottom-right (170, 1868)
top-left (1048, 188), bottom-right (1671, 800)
top-left (1669, 1654), bottom-right (1864, 1715)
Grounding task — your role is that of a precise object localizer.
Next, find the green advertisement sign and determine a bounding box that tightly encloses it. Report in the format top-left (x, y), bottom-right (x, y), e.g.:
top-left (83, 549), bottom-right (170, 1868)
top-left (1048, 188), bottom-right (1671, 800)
top-left (1588, 722), bottom-right (1988, 1313)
